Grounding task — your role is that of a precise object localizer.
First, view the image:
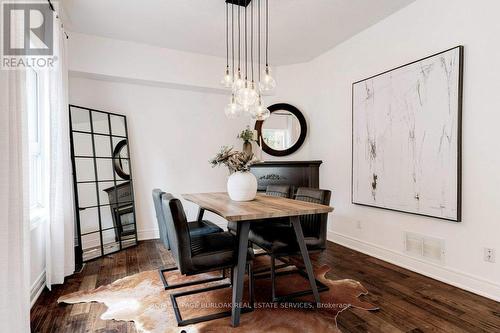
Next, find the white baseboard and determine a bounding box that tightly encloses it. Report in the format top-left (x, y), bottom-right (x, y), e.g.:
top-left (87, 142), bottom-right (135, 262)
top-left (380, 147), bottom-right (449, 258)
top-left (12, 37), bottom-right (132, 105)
top-left (30, 270), bottom-right (46, 308)
top-left (137, 228), bottom-right (159, 240)
top-left (328, 231), bottom-right (500, 302)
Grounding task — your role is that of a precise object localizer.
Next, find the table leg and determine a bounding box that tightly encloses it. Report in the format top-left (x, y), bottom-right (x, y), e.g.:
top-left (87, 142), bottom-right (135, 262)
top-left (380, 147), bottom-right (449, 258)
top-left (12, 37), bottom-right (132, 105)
top-left (290, 215), bottom-right (321, 304)
top-left (196, 208), bottom-right (205, 222)
top-left (231, 220), bottom-right (250, 327)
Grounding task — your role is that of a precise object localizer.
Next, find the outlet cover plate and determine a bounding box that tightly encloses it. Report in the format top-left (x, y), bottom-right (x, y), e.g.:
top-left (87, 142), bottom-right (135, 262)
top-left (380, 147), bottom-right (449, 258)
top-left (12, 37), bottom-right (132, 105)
top-left (484, 248), bottom-right (496, 263)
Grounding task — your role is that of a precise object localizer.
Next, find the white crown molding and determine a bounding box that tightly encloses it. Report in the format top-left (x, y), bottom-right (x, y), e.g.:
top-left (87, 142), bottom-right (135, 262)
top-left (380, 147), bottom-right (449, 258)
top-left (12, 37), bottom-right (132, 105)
top-left (69, 71), bottom-right (229, 95)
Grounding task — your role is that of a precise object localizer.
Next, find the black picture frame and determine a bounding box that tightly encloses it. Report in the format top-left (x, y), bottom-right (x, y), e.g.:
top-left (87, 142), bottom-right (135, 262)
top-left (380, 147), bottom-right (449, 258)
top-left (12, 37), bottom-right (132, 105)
top-left (255, 103), bottom-right (308, 157)
top-left (351, 46), bottom-right (463, 222)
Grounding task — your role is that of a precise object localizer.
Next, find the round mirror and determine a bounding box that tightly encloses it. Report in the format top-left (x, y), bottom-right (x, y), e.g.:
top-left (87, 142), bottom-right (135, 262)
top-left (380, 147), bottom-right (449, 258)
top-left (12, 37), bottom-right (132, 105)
top-left (255, 103), bottom-right (307, 157)
top-left (113, 139), bottom-right (130, 180)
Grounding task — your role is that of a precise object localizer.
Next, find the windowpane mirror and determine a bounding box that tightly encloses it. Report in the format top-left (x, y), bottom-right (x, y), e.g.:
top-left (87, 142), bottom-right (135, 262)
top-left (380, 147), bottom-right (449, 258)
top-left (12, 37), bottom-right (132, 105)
top-left (79, 207), bottom-right (99, 235)
top-left (96, 158), bottom-right (114, 182)
top-left (255, 103), bottom-right (307, 157)
top-left (94, 135), bottom-right (112, 157)
top-left (72, 133), bottom-right (94, 157)
top-left (100, 206), bottom-right (115, 230)
top-left (92, 111), bottom-right (110, 135)
top-left (111, 115), bottom-right (126, 137)
top-left (71, 106), bottom-right (91, 132)
top-left (70, 105), bottom-right (137, 264)
top-left (81, 232), bottom-right (102, 261)
top-left (112, 138), bottom-right (130, 180)
top-left (75, 158), bottom-right (95, 182)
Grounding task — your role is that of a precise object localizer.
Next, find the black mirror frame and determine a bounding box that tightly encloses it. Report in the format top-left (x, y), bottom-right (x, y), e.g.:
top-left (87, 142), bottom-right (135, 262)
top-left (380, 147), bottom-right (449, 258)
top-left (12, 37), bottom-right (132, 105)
top-left (255, 103), bottom-right (307, 157)
top-left (113, 139), bottom-right (131, 180)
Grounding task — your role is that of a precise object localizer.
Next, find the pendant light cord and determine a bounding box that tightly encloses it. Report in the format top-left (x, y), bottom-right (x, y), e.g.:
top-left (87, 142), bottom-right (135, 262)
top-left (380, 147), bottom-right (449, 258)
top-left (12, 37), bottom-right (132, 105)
top-left (266, 0), bottom-right (269, 67)
top-left (244, 4), bottom-right (248, 80)
top-left (226, 3), bottom-right (229, 68)
top-left (232, 3), bottom-right (235, 75)
top-left (238, 0), bottom-right (241, 72)
top-left (251, 0), bottom-right (254, 82)
top-left (258, 0), bottom-right (261, 83)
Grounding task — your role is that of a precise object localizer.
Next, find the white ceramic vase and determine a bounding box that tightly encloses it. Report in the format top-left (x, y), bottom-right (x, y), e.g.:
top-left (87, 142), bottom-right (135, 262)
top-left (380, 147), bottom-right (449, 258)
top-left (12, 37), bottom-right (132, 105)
top-left (227, 171), bottom-right (257, 201)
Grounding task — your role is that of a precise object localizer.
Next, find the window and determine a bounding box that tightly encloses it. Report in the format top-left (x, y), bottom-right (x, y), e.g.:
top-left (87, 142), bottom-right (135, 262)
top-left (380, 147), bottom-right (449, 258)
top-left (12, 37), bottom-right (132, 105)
top-left (263, 129), bottom-right (287, 150)
top-left (27, 68), bottom-right (47, 222)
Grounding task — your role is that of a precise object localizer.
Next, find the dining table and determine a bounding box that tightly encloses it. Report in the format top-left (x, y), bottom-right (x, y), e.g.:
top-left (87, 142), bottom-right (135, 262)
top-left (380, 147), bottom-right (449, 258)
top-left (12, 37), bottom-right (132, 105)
top-left (182, 192), bottom-right (334, 327)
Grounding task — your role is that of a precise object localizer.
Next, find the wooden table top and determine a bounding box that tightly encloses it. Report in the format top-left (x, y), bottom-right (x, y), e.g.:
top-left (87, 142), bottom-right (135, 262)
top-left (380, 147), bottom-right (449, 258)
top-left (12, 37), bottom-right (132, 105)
top-left (182, 192), bottom-right (334, 222)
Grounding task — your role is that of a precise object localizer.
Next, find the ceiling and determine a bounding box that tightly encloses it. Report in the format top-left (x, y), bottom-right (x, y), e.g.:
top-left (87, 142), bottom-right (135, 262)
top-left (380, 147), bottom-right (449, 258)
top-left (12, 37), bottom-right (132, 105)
top-left (62, 0), bottom-right (416, 65)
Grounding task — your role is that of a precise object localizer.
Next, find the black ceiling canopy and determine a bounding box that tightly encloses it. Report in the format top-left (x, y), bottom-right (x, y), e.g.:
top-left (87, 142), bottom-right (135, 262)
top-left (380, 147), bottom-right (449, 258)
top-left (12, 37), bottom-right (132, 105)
top-left (225, 0), bottom-right (252, 7)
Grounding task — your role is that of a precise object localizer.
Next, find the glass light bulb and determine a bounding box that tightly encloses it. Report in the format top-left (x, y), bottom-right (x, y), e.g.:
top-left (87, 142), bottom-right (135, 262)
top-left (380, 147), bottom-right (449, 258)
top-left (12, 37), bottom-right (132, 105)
top-left (249, 98), bottom-right (270, 120)
top-left (220, 67), bottom-right (233, 88)
top-left (235, 81), bottom-right (258, 108)
top-left (232, 71), bottom-right (245, 93)
top-left (224, 96), bottom-right (244, 119)
top-left (259, 66), bottom-right (276, 92)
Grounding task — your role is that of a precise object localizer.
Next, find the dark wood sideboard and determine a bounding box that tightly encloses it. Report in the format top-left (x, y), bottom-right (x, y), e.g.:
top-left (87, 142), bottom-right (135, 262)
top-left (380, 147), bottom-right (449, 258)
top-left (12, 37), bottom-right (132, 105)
top-left (249, 160), bottom-right (322, 193)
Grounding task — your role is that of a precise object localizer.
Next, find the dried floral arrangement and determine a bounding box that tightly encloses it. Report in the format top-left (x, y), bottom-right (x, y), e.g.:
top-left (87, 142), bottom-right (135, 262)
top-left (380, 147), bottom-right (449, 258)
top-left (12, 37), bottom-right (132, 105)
top-left (237, 126), bottom-right (257, 143)
top-left (210, 146), bottom-right (260, 173)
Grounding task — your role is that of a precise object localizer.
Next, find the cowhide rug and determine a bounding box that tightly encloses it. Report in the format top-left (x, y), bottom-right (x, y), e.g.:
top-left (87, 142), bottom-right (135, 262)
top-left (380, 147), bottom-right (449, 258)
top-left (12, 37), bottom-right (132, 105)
top-left (58, 262), bottom-right (378, 333)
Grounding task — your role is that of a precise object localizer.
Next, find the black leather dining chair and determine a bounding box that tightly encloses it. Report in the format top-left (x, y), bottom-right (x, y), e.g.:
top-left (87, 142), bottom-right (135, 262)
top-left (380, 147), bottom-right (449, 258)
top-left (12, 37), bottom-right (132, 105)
top-left (265, 184), bottom-right (292, 198)
top-left (161, 193), bottom-right (255, 326)
top-left (227, 184), bottom-right (291, 234)
top-left (153, 189), bottom-right (224, 291)
top-left (248, 187), bottom-right (331, 302)
top-left (152, 189), bottom-right (222, 250)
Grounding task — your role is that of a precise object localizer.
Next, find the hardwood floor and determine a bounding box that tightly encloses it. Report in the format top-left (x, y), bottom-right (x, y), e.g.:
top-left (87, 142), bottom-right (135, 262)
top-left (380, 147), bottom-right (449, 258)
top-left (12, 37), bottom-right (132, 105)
top-left (31, 240), bottom-right (500, 332)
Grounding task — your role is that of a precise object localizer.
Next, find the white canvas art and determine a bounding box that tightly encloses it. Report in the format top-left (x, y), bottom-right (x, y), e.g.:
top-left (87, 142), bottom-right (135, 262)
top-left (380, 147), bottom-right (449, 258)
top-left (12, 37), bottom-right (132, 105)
top-left (352, 47), bottom-right (462, 221)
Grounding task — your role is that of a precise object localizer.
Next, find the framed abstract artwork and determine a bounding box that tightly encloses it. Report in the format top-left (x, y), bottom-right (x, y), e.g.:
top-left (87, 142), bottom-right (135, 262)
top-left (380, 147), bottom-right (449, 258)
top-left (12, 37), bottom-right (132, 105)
top-left (352, 46), bottom-right (463, 221)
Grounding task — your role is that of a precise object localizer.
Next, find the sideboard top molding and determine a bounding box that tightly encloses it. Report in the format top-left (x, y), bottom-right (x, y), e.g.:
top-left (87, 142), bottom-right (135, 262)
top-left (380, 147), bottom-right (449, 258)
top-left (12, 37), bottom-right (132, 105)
top-left (252, 161), bottom-right (323, 167)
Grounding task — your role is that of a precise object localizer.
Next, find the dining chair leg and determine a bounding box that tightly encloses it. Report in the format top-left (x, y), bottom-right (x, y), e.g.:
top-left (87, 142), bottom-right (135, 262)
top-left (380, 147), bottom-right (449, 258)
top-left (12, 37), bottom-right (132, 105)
top-left (159, 267), bottom-right (226, 290)
top-left (270, 255), bottom-right (277, 302)
top-left (196, 207), bottom-right (205, 222)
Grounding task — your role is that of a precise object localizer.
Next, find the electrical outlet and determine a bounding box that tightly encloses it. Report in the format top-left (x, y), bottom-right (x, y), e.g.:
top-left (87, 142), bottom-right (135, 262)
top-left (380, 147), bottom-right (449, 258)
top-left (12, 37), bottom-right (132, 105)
top-left (356, 220), bottom-right (362, 229)
top-left (484, 248), bottom-right (496, 263)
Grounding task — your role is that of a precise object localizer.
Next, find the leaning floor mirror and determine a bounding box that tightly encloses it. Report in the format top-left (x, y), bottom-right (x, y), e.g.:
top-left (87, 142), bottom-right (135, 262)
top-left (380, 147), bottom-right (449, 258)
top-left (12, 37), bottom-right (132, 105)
top-left (69, 105), bottom-right (138, 263)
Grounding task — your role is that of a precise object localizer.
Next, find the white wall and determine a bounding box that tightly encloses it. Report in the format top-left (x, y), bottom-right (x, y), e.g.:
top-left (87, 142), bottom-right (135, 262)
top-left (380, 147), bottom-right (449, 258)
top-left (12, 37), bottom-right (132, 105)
top-left (67, 33), bottom-right (314, 161)
top-left (69, 77), bottom-right (248, 237)
top-left (68, 32), bottom-right (228, 92)
top-left (67, 33), bottom-right (308, 238)
top-left (276, 0), bottom-right (500, 300)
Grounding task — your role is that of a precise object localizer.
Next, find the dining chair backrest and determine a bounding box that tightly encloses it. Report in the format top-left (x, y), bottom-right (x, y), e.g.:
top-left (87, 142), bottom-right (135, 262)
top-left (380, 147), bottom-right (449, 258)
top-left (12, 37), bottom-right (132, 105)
top-left (295, 187), bottom-right (331, 248)
top-left (152, 189), bottom-right (169, 249)
top-left (266, 185), bottom-right (291, 198)
top-left (161, 194), bottom-right (192, 274)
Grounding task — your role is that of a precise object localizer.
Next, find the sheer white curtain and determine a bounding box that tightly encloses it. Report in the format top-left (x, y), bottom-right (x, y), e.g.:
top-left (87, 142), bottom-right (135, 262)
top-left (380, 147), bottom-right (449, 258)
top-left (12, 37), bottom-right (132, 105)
top-left (0, 61), bottom-right (30, 332)
top-left (45, 18), bottom-right (75, 287)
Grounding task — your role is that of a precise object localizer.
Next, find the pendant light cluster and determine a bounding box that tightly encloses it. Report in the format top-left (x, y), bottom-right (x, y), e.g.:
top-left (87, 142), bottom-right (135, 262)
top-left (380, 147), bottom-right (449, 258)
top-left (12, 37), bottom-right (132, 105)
top-left (221, 0), bottom-right (275, 120)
